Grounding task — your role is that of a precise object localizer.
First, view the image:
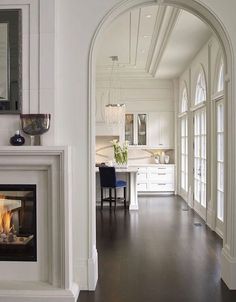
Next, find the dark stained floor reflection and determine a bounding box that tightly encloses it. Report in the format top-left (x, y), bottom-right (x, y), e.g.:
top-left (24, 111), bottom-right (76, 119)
top-left (78, 196), bottom-right (236, 302)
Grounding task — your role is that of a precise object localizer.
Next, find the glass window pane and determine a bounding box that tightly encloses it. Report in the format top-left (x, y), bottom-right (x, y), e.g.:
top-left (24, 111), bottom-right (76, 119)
top-left (194, 137), bottom-right (200, 157)
top-left (137, 114), bottom-right (147, 145)
top-left (201, 183), bottom-right (206, 208)
top-left (216, 102), bottom-right (224, 222)
top-left (181, 88), bottom-right (188, 113)
top-left (201, 159), bottom-right (206, 183)
top-left (217, 133), bottom-right (224, 161)
top-left (201, 135), bottom-right (206, 159)
top-left (181, 118), bottom-right (185, 134)
top-left (217, 103), bottom-right (224, 132)
top-left (195, 71), bottom-right (206, 105)
top-left (217, 60), bottom-right (224, 92)
top-left (217, 190), bottom-right (224, 221)
top-left (217, 162), bottom-right (224, 192)
top-left (125, 114), bottom-right (134, 145)
top-left (194, 180), bottom-right (200, 203)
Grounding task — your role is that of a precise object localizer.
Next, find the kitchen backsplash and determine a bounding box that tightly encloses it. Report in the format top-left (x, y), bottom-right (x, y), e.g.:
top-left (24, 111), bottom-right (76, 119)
top-left (96, 136), bottom-right (175, 165)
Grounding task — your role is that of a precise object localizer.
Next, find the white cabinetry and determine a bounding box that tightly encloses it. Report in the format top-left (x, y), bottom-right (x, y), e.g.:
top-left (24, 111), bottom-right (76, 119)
top-left (125, 113), bottom-right (147, 146)
top-left (148, 112), bottom-right (174, 148)
top-left (136, 165), bottom-right (175, 193)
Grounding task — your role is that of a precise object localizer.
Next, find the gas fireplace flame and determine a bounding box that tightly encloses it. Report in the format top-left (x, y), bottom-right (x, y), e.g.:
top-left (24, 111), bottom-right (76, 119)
top-left (0, 195), bottom-right (13, 234)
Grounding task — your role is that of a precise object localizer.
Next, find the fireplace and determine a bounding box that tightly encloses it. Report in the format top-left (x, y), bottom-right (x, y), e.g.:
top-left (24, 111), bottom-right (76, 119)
top-left (0, 147), bottom-right (79, 301)
top-left (0, 184), bottom-right (36, 262)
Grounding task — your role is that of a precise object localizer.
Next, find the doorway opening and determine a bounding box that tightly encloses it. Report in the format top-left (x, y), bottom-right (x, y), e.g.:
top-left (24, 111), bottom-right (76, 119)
top-left (88, 0), bottom-right (234, 291)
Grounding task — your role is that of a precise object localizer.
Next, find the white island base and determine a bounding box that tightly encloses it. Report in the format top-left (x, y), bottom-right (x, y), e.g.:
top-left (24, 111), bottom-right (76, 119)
top-left (96, 167), bottom-right (139, 210)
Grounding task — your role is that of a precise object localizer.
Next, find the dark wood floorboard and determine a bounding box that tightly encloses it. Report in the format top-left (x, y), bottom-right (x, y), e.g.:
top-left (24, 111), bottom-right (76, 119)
top-left (78, 196), bottom-right (236, 302)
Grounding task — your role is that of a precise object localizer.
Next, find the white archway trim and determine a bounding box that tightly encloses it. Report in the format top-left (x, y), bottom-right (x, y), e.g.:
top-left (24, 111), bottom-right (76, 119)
top-left (89, 0), bottom-right (236, 290)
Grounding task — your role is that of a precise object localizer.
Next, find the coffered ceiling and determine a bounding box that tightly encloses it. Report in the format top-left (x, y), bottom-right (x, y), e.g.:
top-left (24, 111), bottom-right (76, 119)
top-left (96, 5), bottom-right (212, 79)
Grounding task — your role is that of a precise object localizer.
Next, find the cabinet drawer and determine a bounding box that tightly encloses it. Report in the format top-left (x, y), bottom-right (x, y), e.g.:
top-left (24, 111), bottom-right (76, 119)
top-left (137, 183), bottom-right (147, 191)
top-left (137, 172), bottom-right (147, 182)
top-left (156, 166), bottom-right (174, 173)
top-left (149, 173), bottom-right (174, 183)
top-left (148, 183), bottom-right (174, 191)
top-left (138, 167), bottom-right (147, 173)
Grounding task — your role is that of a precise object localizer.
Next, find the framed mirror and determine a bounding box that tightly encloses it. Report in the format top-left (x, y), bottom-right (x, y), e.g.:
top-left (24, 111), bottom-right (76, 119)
top-left (0, 9), bottom-right (22, 113)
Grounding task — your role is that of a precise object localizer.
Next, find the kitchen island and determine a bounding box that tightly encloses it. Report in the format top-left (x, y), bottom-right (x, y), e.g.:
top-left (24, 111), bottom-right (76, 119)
top-left (96, 166), bottom-right (139, 210)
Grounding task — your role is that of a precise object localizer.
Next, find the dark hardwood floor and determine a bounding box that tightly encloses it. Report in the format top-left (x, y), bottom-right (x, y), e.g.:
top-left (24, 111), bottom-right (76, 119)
top-left (78, 196), bottom-right (236, 302)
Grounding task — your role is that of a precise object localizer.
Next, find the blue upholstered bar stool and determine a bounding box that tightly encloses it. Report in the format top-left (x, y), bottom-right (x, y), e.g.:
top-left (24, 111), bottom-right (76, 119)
top-left (99, 166), bottom-right (127, 209)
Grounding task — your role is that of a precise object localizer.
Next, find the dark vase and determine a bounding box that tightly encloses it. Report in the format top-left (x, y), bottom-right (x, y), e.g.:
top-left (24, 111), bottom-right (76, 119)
top-left (10, 131), bottom-right (25, 146)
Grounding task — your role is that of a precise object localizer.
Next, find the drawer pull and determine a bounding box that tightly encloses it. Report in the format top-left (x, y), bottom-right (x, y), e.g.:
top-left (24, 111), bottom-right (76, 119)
top-left (158, 183), bottom-right (166, 186)
top-left (158, 168), bottom-right (166, 170)
top-left (158, 173), bottom-right (166, 175)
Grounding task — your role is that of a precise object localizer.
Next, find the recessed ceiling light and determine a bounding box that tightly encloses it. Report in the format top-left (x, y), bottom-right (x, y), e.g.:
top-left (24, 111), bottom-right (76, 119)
top-left (143, 35), bottom-right (151, 38)
top-left (146, 14), bottom-right (152, 18)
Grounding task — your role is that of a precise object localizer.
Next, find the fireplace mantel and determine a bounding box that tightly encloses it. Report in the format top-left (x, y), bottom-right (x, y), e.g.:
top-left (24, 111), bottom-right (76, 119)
top-left (0, 146), bottom-right (79, 302)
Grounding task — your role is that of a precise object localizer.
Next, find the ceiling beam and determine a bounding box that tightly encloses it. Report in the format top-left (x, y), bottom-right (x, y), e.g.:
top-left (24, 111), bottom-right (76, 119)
top-left (146, 6), bottom-right (180, 77)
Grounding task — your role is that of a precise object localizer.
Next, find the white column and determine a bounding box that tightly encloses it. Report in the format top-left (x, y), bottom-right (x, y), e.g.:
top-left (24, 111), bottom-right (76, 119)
top-left (129, 171), bottom-right (138, 210)
top-left (221, 73), bottom-right (236, 289)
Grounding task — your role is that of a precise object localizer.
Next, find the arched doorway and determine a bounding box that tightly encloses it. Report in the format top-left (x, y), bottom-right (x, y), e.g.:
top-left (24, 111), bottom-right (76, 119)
top-left (88, 0), bottom-right (235, 290)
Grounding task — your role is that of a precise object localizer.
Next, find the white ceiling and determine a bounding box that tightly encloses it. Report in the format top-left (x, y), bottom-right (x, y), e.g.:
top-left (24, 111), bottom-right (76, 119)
top-left (96, 5), bottom-right (212, 79)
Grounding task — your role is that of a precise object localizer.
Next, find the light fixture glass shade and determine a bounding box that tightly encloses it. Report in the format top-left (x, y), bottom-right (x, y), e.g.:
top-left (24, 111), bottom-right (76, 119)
top-left (105, 104), bottom-right (126, 124)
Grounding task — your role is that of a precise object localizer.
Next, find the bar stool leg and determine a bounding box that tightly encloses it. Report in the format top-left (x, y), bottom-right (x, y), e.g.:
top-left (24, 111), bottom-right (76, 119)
top-left (114, 188), bottom-right (117, 210)
top-left (101, 188), bottom-right (103, 210)
top-left (109, 188), bottom-right (112, 208)
top-left (124, 187), bottom-right (127, 209)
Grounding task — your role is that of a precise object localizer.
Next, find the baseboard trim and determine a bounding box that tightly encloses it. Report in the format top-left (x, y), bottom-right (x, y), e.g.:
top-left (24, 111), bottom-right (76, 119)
top-left (129, 204), bottom-right (139, 210)
top-left (138, 192), bottom-right (174, 196)
top-left (0, 282), bottom-right (79, 302)
top-left (88, 247), bottom-right (98, 290)
top-left (221, 247), bottom-right (236, 289)
top-left (215, 226), bottom-right (223, 239)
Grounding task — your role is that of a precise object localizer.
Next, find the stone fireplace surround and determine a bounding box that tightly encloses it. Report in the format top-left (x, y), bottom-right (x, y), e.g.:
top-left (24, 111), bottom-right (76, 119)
top-left (0, 146), bottom-right (79, 302)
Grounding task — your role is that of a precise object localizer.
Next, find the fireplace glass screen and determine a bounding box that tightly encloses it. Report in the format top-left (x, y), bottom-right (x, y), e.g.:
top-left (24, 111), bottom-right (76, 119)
top-left (0, 185), bottom-right (36, 261)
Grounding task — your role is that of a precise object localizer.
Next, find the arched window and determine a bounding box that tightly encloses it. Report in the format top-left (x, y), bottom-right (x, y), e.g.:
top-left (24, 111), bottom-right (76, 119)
top-left (180, 87), bottom-right (188, 113)
top-left (217, 58), bottom-right (224, 92)
top-left (195, 69), bottom-right (207, 105)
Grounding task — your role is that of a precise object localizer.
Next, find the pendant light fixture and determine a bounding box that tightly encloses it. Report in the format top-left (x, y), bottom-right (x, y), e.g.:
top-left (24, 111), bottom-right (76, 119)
top-left (104, 56), bottom-right (126, 124)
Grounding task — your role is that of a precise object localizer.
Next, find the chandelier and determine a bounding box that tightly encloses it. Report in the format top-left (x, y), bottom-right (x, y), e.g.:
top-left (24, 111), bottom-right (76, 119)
top-left (104, 56), bottom-right (126, 124)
